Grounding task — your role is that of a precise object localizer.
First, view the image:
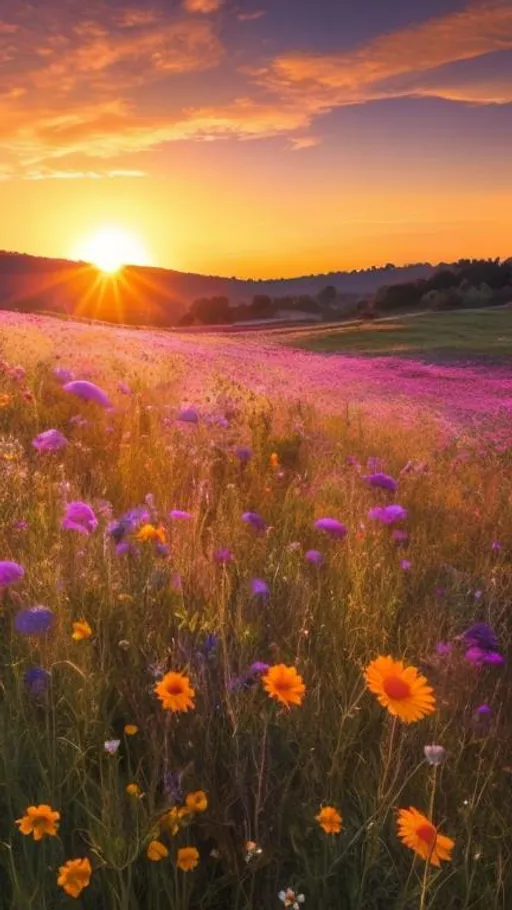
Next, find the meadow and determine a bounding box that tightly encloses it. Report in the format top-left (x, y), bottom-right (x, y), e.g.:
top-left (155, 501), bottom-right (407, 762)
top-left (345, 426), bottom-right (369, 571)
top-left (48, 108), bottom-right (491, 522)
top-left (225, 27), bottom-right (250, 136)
top-left (0, 310), bottom-right (511, 910)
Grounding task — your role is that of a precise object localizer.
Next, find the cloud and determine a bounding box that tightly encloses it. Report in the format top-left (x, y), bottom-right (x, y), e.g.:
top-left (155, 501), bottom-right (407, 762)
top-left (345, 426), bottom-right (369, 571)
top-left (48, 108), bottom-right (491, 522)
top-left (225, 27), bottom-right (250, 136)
top-left (23, 168), bottom-right (147, 180)
top-left (184, 0), bottom-right (223, 13)
top-left (237, 10), bottom-right (267, 21)
top-left (289, 136), bottom-right (321, 151)
top-left (263, 1), bottom-right (512, 107)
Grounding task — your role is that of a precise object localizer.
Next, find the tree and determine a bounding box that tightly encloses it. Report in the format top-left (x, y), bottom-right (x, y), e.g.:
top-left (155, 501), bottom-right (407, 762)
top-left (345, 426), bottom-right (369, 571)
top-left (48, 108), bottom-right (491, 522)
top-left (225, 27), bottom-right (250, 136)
top-left (317, 285), bottom-right (337, 306)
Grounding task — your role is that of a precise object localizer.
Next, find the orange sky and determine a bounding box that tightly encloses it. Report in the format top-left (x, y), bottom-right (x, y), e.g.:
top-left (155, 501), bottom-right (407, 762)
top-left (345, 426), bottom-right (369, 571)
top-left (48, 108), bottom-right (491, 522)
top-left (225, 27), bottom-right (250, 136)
top-left (1, 0), bottom-right (511, 278)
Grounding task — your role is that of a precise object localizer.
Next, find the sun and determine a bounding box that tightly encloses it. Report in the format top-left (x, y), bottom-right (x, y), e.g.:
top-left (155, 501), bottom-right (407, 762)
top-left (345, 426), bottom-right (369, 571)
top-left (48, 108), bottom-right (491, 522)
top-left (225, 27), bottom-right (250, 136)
top-left (72, 226), bottom-right (151, 274)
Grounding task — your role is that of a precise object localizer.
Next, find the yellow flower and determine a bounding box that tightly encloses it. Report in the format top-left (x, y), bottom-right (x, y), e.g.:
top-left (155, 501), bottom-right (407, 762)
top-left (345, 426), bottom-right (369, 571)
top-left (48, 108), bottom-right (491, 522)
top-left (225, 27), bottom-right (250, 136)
top-left (262, 664), bottom-right (306, 708)
top-left (147, 839), bottom-right (169, 861)
top-left (185, 790), bottom-right (208, 813)
top-left (137, 523), bottom-right (167, 544)
top-left (57, 857), bottom-right (92, 898)
top-left (124, 724), bottom-right (138, 736)
top-left (176, 846), bottom-right (199, 871)
top-left (316, 805), bottom-right (342, 834)
top-left (71, 619), bottom-right (93, 641)
top-left (154, 671), bottom-right (195, 713)
top-left (364, 655), bottom-right (436, 723)
top-left (126, 783), bottom-right (143, 798)
top-left (16, 804), bottom-right (60, 841)
top-left (397, 807), bottom-right (454, 866)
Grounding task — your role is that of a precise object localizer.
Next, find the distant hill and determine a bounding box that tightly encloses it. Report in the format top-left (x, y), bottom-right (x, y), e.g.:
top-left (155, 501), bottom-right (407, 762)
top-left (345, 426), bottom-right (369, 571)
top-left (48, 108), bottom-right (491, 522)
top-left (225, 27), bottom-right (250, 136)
top-left (0, 251), bottom-right (440, 326)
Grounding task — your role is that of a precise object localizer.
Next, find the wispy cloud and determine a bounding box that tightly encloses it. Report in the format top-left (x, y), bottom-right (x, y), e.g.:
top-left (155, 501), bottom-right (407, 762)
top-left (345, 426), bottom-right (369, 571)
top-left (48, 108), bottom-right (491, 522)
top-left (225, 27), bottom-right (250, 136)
top-left (237, 9), bottom-right (267, 22)
top-left (264, 1), bottom-right (512, 107)
top-left (184, 0), bottom-right (224, 13)
top-left (0, 0), bottom-right (511, 177)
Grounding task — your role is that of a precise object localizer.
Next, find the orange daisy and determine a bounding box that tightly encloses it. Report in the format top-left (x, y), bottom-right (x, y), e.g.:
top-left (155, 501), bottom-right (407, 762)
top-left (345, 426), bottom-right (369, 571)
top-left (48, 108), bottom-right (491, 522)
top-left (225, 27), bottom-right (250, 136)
top-left (262, 664), bottom-right (306, 708)
top-left (161, 805), bottom-right (191, 835)
top-left (137, 524), bottom-right (167, 544)
top-left (57, 857), bottom-right (92, 898)
top-left (124, 724), bottom-right (138, 736)
top-left (185, 790), bottom-right (208, 813)
top-left (316, 805), bottom-right (342, 834)
top-left (147, 840), bottom-right (169, 861)
top-left (364, 655), bottom-right (435, 723)
top-left (155, 671), bottom-right (195, 713)
top-left (72, 619), bottom-right (93, 641)
top-left (16, 804), bottom-right (60, 840)
top-left (176, 846), bottom-right (200, 871)
top-left (397, 807), bottom-right (455, 866)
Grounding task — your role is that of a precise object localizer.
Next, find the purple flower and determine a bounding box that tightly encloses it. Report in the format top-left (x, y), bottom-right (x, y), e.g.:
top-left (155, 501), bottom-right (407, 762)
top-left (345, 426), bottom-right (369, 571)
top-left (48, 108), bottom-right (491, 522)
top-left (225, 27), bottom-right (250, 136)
top-left (368, 505), bottom-right (408, 525)
top-left (63, 380), bottom-right (112, 408)
top-left (62, 501), bottom-right (98, 535)
top-left (0, 561), bottom-right (24, 588)
top-left (177, 407), bottom-right (198, 424)
top-left (54, 366), bottom-right (73, 383)
top-left (14, 520), bottom-right (29, 531)
top-left (465, 646), bottom-right (504, 667)
top-left (474, 590), bottom-right (483, 601)
top-left (250, 578), bottom-right (270, 599)
top-left (314, 517), bottom-right (348, 539)
top-left (462, 623), bottom-right (498, 653)
top-left (242, 512), bottom-right (266, 532)
top-left (24, 666), bottom-right (51, 697)
top-left (214, 548), bottom-right (234, 565)
top-left (475, 703), bottom-right (492, 718)
top-left (235, 446), bottom-right (253, 463)
top-left (305, 549), bottom-right (324, 565)
top-left (14, 606), bottom-right (55, 636)
top-left (248, 661), bottom-right (270, 675)
top-left (169, 509), bottom-right (192, 520)
top-left (200, 633), bottom-right (218, 657)
top-left (435, 641), bottom-right (452, 656)
top-left (32, 429), bottom-right (68, 453)
top-left (491, 540), bottom-right (502, 553)
top-left (392, 530), bottom-right (409, 545)
top-left (104, 739), bottom-right (121, 755)
top-left (229, 661), bottom-right (270, 692)
top-left (116, 541), bottom-right (136, 556)
top-left (363, 472), bottom-right (398, 492)
top-left (435, 587), bottom-right (446, 598)
top-left (400, 559), bottom-right (412, 571)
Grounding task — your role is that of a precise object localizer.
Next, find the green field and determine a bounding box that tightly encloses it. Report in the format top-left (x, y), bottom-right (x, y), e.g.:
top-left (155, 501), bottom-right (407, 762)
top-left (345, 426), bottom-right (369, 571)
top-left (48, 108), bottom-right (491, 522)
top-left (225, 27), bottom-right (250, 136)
top-left (283, 308), bottom-right (512, 358)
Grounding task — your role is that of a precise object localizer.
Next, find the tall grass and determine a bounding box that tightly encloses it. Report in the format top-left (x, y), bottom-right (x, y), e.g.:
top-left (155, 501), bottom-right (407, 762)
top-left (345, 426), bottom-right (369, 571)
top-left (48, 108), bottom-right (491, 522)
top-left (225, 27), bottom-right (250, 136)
top-left (0, 333), bottom-right (511, 909)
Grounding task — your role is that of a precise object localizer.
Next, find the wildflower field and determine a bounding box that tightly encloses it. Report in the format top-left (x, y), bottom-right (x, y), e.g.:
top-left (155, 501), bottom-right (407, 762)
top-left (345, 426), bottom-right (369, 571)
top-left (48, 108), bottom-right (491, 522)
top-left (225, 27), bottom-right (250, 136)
top-left (0, 310), bottom-right (511, 910)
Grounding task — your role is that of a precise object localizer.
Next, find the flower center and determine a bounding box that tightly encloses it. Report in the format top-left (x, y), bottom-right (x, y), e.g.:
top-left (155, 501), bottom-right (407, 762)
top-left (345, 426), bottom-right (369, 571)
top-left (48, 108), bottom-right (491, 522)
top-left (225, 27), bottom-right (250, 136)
top-left (166, 682), bottom-right (184, 695)
top-left (416, 822), bottom-right (436, 847)
top-left (382, 675), bottom-right (411, 700)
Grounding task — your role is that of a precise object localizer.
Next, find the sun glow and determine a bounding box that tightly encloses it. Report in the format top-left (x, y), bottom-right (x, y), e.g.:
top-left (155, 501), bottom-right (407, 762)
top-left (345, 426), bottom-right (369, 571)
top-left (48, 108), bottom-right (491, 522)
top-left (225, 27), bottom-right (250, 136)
top-left (72, 226), bottom-right (151, 274)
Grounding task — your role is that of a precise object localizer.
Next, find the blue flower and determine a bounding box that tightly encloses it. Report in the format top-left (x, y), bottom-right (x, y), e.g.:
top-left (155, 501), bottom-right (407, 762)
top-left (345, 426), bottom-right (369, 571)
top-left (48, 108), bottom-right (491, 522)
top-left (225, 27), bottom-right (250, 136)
top-left (242, 512), bottom-right (266, 532)
top-left (15, 606), bottom-right (55, 636)
top-left (24, 666), bottom-right (51, 696)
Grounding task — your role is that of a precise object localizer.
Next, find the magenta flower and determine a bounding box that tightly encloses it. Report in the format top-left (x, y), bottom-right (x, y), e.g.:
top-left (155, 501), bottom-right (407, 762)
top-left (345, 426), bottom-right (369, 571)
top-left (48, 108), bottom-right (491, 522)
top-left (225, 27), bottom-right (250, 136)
top-left (169, 509), bottom-right (192, 520)
top-left (465, 647), bottom-right (504, 666)
top-left (242, 512), bottom-right (266, 532)
top-left (250, 578), bottom-right (270, 599)
top-left (63, 380), bottom-right (112, 408)
top-left (0, 561), bottom-right (24, 588)
top-left (363, 472), bottom-right (398, 492)
top-left (214, 548), bottom-right (234, 565)
top-left (400, 559), bottom-right (412, 571)
top-left (32, 429), bottom-right (68, 453)
top-left (368, 505), bottom-right (408, 525)
top-left (305, 549), bottom-right (324, 565)
top-left (491, 540), bottom-right (502, 553)
top-left (314, 517), bottom-right (348, 539)
top-left (475, 703), bottom-right (492, 719)
top-left (435, 641), bottom-right (452, 656)
top-left (62, 501), bottom-right (98, 535)
top-left (392, 529), bottom-right (409, 545)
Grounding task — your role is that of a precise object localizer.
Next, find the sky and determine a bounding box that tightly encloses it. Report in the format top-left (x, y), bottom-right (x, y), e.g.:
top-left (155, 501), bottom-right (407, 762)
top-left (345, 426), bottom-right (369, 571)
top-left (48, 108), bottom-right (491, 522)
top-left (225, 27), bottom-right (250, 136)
top-left (0, 0), bottom-right (511, 278)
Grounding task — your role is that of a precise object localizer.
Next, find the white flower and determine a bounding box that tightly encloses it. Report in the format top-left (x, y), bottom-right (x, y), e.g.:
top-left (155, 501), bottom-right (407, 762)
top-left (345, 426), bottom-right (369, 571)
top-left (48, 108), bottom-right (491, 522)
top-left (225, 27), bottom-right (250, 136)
top-left (424, 744), bottom-right (446, 766)
top-left (278, 888), bottom-right (305, 909)
top-left (104, 739), bottom-right (121, 755)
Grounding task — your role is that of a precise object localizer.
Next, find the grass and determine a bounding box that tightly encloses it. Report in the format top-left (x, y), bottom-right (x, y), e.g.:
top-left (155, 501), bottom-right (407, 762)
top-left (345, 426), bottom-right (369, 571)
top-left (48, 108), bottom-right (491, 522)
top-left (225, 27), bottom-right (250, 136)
top-left (283, 309), bottom-right (512, 359)
top-left (0, 315), bottom-right (511, 909)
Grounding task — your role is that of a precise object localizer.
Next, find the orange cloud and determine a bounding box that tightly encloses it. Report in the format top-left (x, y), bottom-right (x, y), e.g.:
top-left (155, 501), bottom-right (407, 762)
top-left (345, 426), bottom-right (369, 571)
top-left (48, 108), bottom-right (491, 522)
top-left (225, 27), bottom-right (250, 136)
top-left (184, 0), bottom-right (223, 13)
top-left (237, 10), bottom-right (267, 21)
top-left (264, 1), bottom-right (512, 106)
